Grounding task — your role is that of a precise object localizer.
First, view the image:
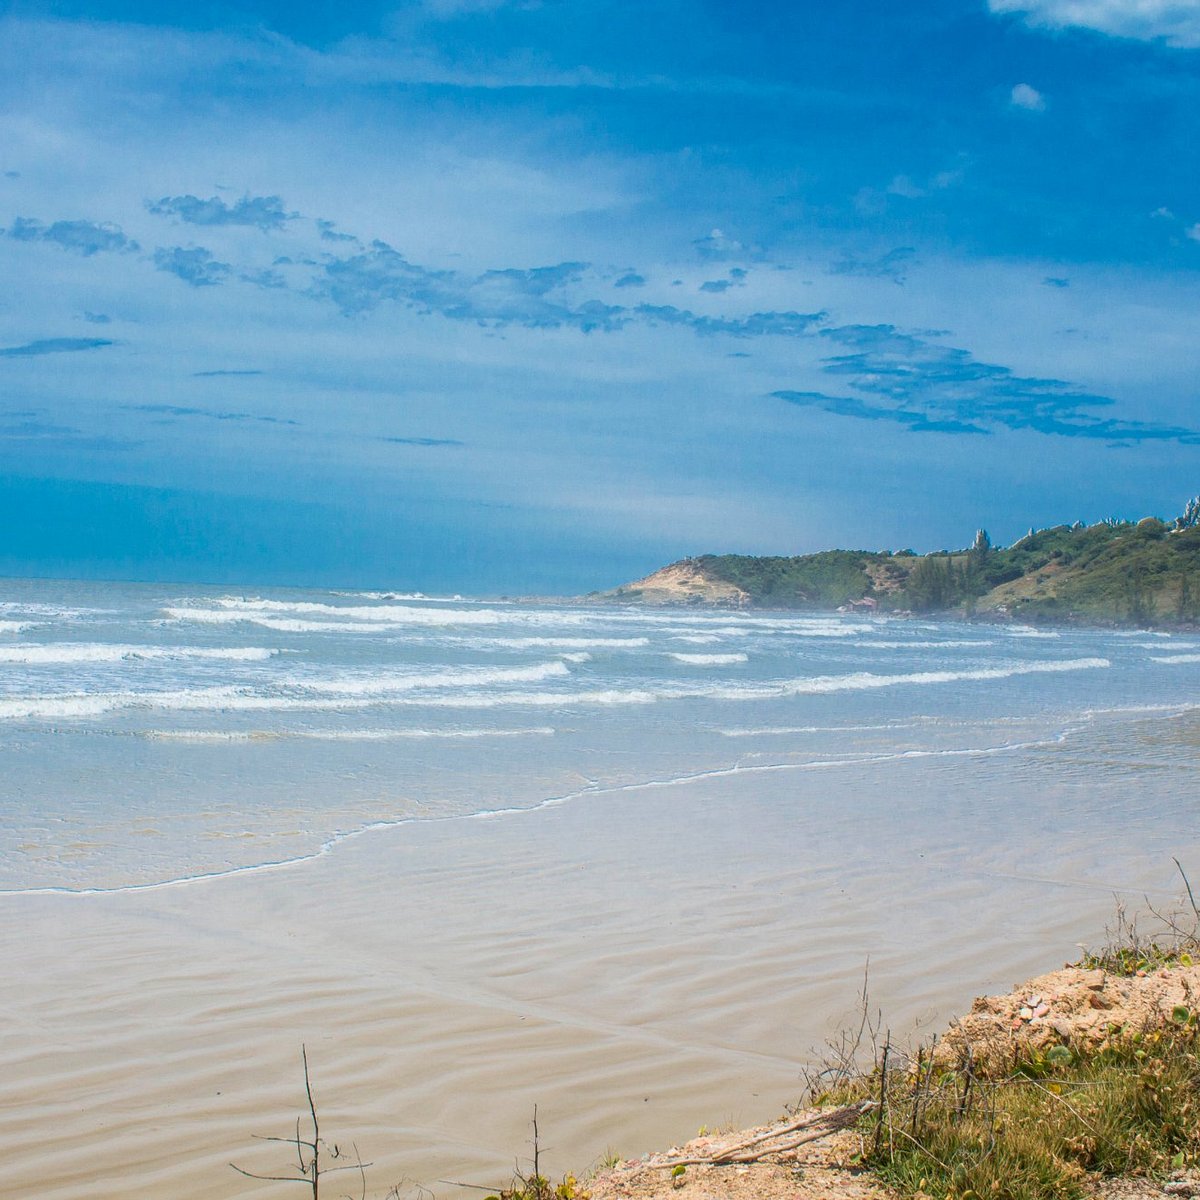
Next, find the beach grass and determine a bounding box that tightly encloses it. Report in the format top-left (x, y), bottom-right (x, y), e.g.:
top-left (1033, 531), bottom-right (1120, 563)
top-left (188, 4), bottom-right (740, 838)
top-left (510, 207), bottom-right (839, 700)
top-left (852, 1018), bottom-right (1199, 1200)
top-left (811, 899), bottom-right (1200, 1200)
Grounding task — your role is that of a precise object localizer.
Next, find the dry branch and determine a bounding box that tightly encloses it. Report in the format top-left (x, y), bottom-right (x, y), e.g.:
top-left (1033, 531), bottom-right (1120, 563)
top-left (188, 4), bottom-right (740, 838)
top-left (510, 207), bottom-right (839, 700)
top-left (653, 1101), bottom-right (874, 1168)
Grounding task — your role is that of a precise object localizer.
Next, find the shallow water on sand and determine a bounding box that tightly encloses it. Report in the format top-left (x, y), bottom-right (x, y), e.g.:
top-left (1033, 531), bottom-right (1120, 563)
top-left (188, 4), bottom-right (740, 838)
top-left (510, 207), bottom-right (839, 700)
top-left (1, 578), bottom-right (1198, 1198)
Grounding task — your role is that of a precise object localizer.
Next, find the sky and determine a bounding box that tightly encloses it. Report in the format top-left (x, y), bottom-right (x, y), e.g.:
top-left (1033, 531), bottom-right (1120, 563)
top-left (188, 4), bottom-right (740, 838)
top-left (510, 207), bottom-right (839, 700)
top-left (0, 0), bottom-right (1198, 592)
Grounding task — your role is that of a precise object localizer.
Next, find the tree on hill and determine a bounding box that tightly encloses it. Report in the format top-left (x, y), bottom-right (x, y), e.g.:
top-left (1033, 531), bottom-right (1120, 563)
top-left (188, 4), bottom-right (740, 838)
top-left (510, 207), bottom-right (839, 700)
top-left (904, 555), bottom-right (965, 612)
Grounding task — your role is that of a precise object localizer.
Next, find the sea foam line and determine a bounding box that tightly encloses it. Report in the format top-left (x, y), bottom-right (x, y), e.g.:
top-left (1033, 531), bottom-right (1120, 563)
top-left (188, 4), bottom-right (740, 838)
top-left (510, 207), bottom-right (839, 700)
top-left (459, 636), bottom-right (650, 649)
top-left (0, 644), bottom-right (276, 664)
top-left (0, 732), bottom-right (1072, 899)
top-left (141, 726), bottom-right (556, 743)
top-left (0, 661), bottom-right (572, 720)
top-left (0, 655), bottom-right (1110, 721)
top-left (170, 600), bottom-right (600, 629)
top-left (850, 639), bottom-right (995, 650)
top-left (669, 652), bottom-right (749, 665)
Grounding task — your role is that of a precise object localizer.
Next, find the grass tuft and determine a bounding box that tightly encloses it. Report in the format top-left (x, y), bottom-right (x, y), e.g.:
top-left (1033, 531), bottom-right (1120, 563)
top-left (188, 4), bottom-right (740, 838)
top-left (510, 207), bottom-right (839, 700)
top-left (857, 1020), bottom-right (1200, 1200)
top-left (807, 880), bottom-right (1200, 1200)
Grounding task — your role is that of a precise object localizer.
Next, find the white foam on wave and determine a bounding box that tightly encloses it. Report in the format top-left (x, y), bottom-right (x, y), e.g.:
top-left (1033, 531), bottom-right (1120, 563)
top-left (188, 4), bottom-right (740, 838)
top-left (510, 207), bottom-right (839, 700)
top-left (0, 656), bottom-right (1109, 721)
top-left (617, 609), bottom-right (875, 633)
top-left (0, 602), bottom-right (109, 620)
top-left (164, 605), bottom-right (601, 632)
top-left (0, 621), bottom-right (33, 634)
top-left (1150, 654), bottom-right (1200, 664)
top-left (291, 661), bottom-right (569, 696)
top-left (0, 661), bottom-right (572, 720)
top-left (720, 722), bottom-right (914, 736)
top-left (343, 656), bottom-right (1112, 710)
top-left (669, 652), bottom-right (749, 665)
top-left (1005, 627), bottom-right (1060, 639)
top-left (0, 643), bottom-right (276, 664)
top-left (757, 657), bottom-right (1110, 697)
top-left (461, 636), bottom-right (650, 649)
top-left (143, 726), bottom-right (556, 742)
top-left (210, 598), bottom-right (592, 627)
top-left (672, 635), bottom-right (722, 644)
top-left (851, 639), bottom-right (994, 650)
top-left (558, 652), bottom-right (592, 663)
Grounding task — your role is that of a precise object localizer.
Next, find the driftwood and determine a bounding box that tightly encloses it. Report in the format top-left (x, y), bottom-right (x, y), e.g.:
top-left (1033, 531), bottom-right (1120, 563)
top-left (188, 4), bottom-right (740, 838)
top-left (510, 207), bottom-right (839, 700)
top-left (653, 1101), bottom-right (875, 1168)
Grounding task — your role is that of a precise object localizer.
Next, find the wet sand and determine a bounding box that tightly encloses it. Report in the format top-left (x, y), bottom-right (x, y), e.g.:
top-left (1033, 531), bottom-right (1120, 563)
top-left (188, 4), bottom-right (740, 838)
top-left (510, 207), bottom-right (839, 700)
top-left (3, 741), bottom-right (1197, 1200)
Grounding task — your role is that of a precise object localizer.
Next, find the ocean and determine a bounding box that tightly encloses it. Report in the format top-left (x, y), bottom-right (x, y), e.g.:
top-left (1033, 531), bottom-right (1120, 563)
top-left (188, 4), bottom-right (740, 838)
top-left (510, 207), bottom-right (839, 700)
top-left (3, 576), bottom-right (1199, 1199)
top-left (0, 576), bottom-right (1194, 895)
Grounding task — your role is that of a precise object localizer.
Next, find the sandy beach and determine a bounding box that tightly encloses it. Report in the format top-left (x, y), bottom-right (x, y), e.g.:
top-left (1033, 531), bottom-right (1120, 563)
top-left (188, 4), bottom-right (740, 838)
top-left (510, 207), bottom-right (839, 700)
top-left (5, 737), bottom-right (1198, 1200)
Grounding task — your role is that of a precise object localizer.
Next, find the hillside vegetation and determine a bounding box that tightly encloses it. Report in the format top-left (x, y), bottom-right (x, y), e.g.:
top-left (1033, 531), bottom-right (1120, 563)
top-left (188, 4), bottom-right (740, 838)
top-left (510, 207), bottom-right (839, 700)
top-left (605, 500), bottom-right (1200, 626)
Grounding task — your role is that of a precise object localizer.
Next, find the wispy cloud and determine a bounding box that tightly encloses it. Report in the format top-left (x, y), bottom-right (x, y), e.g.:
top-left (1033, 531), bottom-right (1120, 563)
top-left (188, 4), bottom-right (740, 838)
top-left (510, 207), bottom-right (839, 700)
top-left (314, 241), bottom-right (821, 338)
top-left (148, 194), bottom-right (295, 231)
top-left (316, 218), bottom-right (360, 245)
top-left (0, 337), bottom-right (114, 358)
top-left (775, 390), bottom-right (989, 434)
top-left (773, 324), bottom-right (1200, 443)
top-left (0, 418), bottom-right (139, 450)
top-left (829, 247), bottom-right (915, 284)
top-left (153, 246), bottom-right (232, 287)
top-left (123, 403), bottom-right (298, 425)
top-left (989, 0), bottom-right (1200, 48)
top-left (380, 436), bottom-right (464, 446)
top-left (7, 216), bottom-right (139, 256)
top-left (633, 305), bottom-right (824, 338)
top-left (692, 227), bottom-right (752, 261)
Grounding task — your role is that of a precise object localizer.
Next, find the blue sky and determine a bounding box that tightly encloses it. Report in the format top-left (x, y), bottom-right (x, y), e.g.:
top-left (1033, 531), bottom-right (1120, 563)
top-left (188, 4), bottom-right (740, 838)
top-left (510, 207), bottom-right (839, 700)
top-left (1, 0), bottom-right (1198, 591)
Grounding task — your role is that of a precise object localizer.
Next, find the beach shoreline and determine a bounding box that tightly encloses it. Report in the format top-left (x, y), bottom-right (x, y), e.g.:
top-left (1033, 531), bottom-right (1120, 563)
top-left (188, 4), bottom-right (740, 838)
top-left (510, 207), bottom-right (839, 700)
top-left (4, 735), bottom-right (1199, 1200)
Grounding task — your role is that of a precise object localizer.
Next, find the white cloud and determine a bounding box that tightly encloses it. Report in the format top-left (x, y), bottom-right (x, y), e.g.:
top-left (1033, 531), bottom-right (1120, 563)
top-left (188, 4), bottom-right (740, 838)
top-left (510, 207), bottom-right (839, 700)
top-left (887, 174), bottom-right (926, 198)
top-left (989, 0), bottom-right (1200, 49)
top-left (1186, 223), bottom-right (1200, 242)
top-left (1010, 82), bottom-right (1047, 110)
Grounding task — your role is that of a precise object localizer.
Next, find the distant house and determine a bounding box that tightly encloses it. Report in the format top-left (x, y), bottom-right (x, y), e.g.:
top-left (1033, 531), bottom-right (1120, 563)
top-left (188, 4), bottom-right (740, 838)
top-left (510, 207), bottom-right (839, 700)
top-left (837, 596), bottom-right (879, 613)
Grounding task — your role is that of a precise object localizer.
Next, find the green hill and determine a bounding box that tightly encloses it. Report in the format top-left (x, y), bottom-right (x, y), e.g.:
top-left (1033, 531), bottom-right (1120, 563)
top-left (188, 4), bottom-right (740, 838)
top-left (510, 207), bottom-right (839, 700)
top-left (605, 500), bottom-right (1200, 626)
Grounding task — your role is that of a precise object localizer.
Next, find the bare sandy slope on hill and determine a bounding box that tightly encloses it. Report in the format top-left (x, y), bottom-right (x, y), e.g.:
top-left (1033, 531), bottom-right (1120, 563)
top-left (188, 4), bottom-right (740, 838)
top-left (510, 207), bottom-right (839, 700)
top-left (936, 960), bottom-right (1200, 1074)
top-left (606, 560), bottom-right (750, 606)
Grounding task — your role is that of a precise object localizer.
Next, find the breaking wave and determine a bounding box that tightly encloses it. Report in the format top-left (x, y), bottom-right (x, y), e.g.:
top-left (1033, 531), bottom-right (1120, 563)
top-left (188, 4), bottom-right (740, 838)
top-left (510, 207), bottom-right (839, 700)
top-left (668, 652), bottom-right (749, 665)
top-left (0, 644), bottom-right (276, 664)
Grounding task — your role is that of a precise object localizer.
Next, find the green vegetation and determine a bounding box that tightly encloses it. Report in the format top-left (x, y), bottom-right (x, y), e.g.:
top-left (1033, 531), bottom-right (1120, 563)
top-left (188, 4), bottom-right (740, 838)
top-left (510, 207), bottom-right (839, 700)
top-left (485, 1171), bottom-right (589, 1200)
top-left (813, 885), bottom-right (1200, 1200)
top-left (661, 497), bottom-right (1200, 625)
top-left (693, 550), bottom-right (885, 608)
top-left (853, 1020), bottom-right (1200, 1200)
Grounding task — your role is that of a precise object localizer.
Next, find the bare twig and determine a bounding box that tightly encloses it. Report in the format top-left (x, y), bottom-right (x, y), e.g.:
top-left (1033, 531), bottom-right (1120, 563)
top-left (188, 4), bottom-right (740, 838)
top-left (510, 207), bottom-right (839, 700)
top-left (1174, 857), bottom-right (1200, 925)
top-left (873, 1035), bottom-right (889, 1158)
top-left (653, 1101), bottom-right (873, 1167)
top-left (231, 1047), bottom-right (370, 1199)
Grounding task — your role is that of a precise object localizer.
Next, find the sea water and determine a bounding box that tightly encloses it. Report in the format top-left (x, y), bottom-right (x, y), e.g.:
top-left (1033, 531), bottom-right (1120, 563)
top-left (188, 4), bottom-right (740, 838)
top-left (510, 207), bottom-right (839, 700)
top-left (0, 575), bottom-right (1196, 894)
